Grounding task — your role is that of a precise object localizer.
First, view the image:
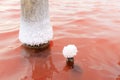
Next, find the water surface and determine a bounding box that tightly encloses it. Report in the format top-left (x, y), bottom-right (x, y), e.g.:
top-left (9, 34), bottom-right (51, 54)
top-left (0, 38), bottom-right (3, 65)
top-left (0, 0), bottom-right (120, 80)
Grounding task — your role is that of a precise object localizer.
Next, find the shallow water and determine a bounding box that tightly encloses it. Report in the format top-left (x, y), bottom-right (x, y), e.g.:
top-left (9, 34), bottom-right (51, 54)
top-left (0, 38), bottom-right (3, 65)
top-left (0, 0), bottom-right (120, 80)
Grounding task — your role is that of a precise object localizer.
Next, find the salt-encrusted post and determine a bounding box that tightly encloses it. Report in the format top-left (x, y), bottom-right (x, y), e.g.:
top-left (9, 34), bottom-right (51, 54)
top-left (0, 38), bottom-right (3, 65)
top-left (19, 0), bottom-right (53, 49)
top-left (63, 45), bottom-right (78, 68)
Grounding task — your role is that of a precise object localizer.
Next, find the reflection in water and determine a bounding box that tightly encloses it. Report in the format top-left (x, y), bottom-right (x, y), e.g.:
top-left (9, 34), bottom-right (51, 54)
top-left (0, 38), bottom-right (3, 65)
top-left (63, 65), bottom-right (82, 72)
top-left (21, 45), bottom-right (83, 80)
top-left (117, 62), bottom-right (120, 80)
top-left (118, 62), bottom-right (120, 66)
top-left (22, 47), bottom-right (58, 80)
top-left (62, 65), bottom-right (82, 80)
top-left (116, 75), bottom-right (120, 80)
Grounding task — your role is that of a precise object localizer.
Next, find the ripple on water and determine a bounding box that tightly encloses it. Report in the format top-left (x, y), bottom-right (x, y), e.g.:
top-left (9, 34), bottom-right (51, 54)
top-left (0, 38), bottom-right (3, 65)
top-left (0, 0), bottom-right (20, 33)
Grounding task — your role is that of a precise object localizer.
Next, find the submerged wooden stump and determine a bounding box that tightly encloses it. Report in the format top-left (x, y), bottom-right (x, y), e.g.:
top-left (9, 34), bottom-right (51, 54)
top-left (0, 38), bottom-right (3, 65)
top-left (19, 0), bottom-right (53, 49)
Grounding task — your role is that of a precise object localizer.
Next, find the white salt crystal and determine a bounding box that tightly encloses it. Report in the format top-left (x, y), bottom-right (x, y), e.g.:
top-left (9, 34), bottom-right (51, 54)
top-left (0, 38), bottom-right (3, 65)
top-left (63, 45), bottom-right (78, 58)
top-left (19, 20), bottom-right (53, 45)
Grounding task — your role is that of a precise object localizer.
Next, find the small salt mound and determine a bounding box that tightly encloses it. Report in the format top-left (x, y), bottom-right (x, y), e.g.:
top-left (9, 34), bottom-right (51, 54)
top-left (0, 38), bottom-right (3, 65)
top-left (63, 45), bottom-right (78, 58)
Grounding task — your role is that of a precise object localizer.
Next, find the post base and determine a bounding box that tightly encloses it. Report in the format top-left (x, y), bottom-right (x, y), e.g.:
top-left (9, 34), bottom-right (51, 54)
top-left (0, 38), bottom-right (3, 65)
top-left (66, 57), bottom-right (74, 68)
top-left (23, 42), bottom-right (50, 50)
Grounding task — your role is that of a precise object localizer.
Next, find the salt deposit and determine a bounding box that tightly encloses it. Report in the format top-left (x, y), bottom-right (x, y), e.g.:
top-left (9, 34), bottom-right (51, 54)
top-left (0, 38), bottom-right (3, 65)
top-left (63, 45), bottom-right (78, 58)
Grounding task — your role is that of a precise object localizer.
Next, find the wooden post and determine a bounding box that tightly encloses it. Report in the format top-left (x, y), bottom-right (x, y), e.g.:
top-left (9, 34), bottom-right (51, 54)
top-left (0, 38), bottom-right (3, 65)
top-left (19, 0), bottom-right (53, 48)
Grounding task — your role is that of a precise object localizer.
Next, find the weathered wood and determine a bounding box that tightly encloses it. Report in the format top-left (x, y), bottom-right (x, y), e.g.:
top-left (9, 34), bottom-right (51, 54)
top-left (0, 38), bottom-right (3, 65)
top-left (21, 0), bottom-right (49, 22)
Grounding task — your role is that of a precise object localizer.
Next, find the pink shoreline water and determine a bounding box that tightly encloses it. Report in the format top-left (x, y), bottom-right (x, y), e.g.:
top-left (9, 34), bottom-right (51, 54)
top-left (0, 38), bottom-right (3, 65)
top-left (0, 0), bottom-right (120, 80)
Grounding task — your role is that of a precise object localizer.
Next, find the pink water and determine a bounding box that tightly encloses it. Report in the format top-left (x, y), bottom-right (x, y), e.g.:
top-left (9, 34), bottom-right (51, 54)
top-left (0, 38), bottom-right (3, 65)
top-left (0, 0), bottom-right (120, 80)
